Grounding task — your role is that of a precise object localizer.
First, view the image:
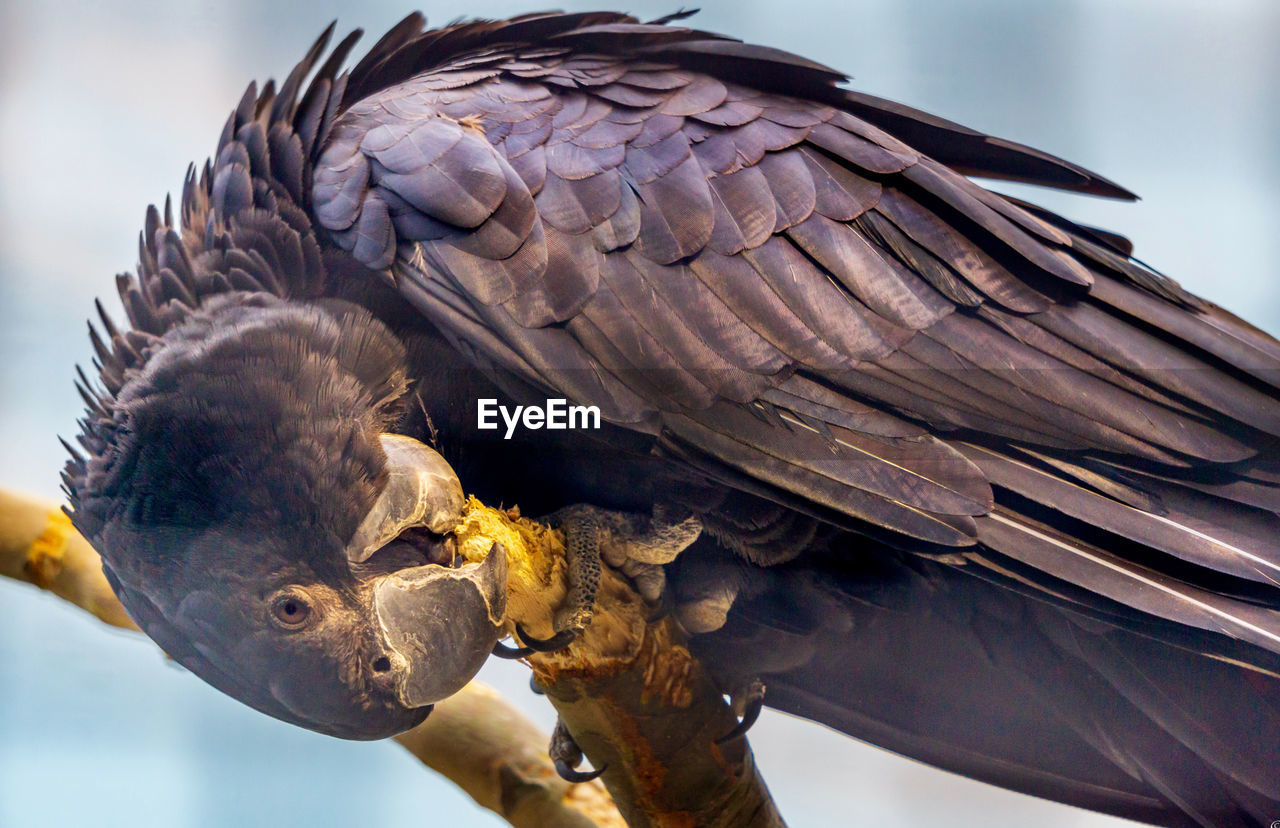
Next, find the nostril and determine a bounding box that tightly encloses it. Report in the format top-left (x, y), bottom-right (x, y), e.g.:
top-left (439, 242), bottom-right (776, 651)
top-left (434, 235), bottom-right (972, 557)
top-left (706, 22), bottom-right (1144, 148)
top-left (372, 656), bottom-right (392, 673)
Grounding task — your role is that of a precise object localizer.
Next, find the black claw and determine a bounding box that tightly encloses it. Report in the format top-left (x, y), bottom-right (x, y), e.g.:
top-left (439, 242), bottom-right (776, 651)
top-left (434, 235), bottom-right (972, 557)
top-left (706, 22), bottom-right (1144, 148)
top-left (716, 689), bottom-right (765, 744)
top-left (555, 759), bottom-right (606, 783)
top-left (515, 622), bottom-right (579, 653)
top-left (492, 640), bottom-right (534, 659)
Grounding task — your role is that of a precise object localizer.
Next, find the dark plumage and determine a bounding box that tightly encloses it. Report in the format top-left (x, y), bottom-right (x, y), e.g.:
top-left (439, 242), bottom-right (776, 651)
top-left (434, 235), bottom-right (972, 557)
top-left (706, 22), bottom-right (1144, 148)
top-left (63, 11), bottom-right (1280, 826)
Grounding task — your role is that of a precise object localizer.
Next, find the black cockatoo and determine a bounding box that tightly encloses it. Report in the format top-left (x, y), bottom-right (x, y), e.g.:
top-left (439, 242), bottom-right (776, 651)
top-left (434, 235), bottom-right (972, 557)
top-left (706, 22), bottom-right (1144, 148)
top-left (62, 11), bottom-right (1280, 827)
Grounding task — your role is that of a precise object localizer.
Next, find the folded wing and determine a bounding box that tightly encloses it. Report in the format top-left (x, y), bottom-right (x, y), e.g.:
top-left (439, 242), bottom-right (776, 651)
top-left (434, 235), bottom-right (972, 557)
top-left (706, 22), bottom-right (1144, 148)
top-left (297, 14), bottom-right (1280, 823)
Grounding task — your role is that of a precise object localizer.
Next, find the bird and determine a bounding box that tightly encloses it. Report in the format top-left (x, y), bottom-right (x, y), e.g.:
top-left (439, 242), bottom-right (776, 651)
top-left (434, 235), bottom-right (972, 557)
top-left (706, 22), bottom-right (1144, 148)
top-left (59, 10), bottom-right (1280, 827)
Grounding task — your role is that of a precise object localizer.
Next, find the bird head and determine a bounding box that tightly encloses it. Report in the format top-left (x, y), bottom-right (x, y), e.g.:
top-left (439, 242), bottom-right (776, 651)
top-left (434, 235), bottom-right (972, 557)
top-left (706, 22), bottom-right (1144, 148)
top-left (64, 292), bottom-right (507, 740)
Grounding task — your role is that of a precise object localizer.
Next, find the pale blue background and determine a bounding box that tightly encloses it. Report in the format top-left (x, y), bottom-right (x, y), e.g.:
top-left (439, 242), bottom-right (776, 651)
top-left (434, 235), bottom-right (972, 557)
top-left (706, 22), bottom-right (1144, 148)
top-left (3, 1), bottom-right (1278, 825)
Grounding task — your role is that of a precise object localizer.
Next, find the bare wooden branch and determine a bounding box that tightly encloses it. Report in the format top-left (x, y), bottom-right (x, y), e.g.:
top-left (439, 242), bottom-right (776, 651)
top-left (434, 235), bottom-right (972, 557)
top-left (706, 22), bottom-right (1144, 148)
top-left (0, 488), bottom-right (137, 630)
top-left (396, 682), bottom-right (624, 828)
top-left (0, 486), bottom-right (622, 828)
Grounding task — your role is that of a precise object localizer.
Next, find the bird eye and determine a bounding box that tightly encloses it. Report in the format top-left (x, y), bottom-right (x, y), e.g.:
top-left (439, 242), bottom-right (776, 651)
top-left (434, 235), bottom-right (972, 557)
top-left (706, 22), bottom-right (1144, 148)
top-left (270, 592), bottom-right (313, 630)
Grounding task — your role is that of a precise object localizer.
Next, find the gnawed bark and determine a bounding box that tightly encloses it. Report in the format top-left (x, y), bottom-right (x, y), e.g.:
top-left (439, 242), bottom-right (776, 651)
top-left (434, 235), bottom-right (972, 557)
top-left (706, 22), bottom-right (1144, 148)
top-left (457, 502), bottom-right (786, 827)
top-left (533, 611), bottom-right (785, 828)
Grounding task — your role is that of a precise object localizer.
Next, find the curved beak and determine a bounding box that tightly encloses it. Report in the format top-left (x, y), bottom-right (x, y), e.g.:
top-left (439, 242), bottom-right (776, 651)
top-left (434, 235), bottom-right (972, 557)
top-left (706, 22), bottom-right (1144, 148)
top-left (350, 434), bottom-right (508, 708)
top-left (372, 542), bottom-right (508, 708)
top-left (348, 434), bottom-right (467, 564)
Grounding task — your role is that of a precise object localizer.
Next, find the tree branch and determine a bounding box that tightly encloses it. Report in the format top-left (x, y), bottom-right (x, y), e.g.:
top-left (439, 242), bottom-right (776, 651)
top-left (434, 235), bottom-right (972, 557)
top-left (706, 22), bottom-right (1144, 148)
top-left (533, 608), bottom-right (785, 828)
top-left (0, 487), bottom-right (622, 828)
top-left (396, 682), bottom-right (624, 828)
top-left (455, 502), bottom-right (787, 827)
top-left (4, 487), bottom-right (787, 826)
top-left (0, 488), bottom-right (137, 630)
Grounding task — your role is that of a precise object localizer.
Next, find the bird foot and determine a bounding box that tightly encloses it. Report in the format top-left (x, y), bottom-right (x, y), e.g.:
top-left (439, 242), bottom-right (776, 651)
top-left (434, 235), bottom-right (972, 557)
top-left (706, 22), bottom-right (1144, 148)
top-left (516, 504), bottom-right (701, 653)
top-left (716, 677), bottom-right (766, 744)
top-left (550, 717), bottom-right (605, 783)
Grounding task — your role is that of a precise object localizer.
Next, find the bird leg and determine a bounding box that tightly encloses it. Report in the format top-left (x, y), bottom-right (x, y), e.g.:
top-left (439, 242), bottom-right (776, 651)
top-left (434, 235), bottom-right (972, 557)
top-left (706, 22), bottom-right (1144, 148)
top-left (549, 716), bottom-right (606, 783)
top-left (513, 507), bottom-right (601, 653)
top-left (716, 677), bottom-right (766, 744)
top-left (515, 504), bottom-right (702, 653)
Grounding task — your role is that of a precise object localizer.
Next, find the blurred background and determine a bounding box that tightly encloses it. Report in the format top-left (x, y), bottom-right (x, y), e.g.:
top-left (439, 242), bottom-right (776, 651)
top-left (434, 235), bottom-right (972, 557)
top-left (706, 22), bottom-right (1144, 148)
top-left (2, 1), bottom-right (1277, 825)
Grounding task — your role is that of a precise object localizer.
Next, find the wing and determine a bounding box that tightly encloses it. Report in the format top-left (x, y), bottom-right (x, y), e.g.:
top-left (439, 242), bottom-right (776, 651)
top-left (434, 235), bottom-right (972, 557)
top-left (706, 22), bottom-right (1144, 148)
top-left (687, 547), bottom-right (1280, 828)
top-left (288, 13), bottom-right (1280, 824)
